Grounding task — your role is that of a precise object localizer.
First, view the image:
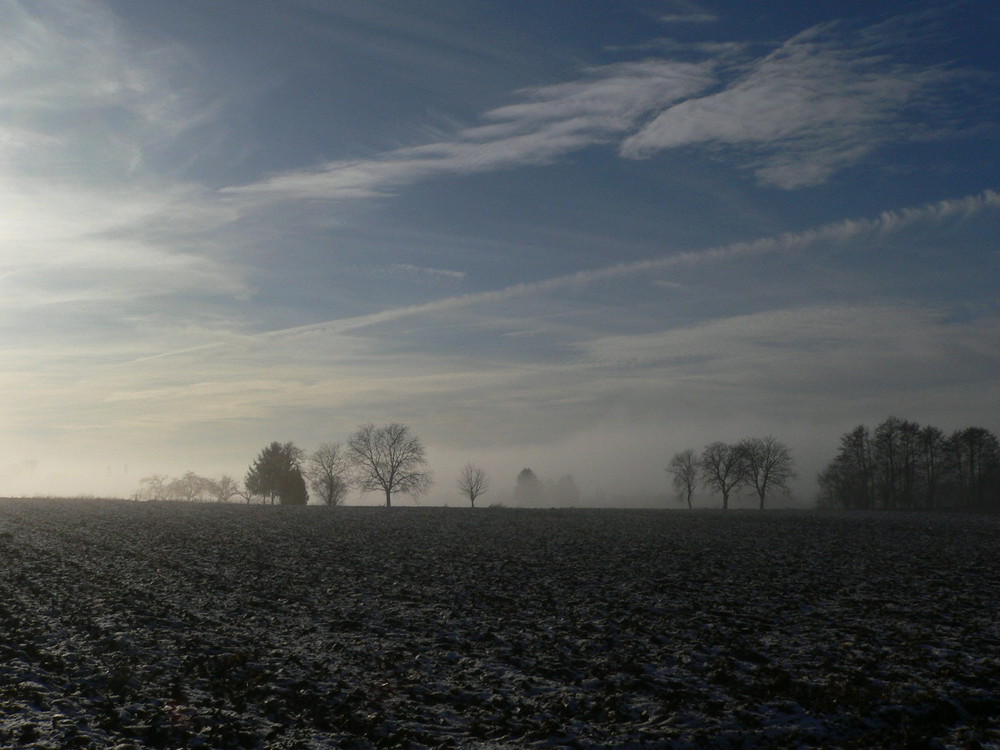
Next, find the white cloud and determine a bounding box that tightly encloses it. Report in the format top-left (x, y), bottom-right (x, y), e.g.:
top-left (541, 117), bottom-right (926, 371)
top-left (0, 239), bottom-right (248, 311)
top-left (579, 304), bottom-right (983, 373)
top-left (67, 187), bottom-right (991, 479)
top-left (0, 1), bottom-right (210, 175)
top-left (0, 2), bottom-right (247, 313)
top-left (390, 264), bottom-right (466, 282)
top-left (657, 0), bottom-right (718, 25)
top-left (220, 13), bottom-right (982, 198)
top-left (243, 189), bottom-right (1000, 340)
top-left (621, 22), bottom-right (961, 187)
top-left (223, 60), bottom-right (716, 200)
top-left (659, 13), bottom-right (718, 24)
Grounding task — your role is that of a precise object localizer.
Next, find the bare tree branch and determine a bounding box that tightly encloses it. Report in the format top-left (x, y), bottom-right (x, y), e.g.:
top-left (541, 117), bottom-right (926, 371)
top-left (306, 442), bottom-right (352, 506)
top-left (667, 449), bottom-right (698, 509)
top-left (347, 423), bottom-right (432, 507)
top-left (700, 442), bottom-right (746, 510)
top-left (738, 436), bottom-right (795, 510)
top-left (457, 463), bottom-right (489, 507)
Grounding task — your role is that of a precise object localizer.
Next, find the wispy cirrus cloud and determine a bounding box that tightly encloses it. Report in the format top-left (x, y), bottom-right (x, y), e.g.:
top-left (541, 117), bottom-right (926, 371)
top-left (579, 304), bottom-right (999, 383)
top-left (389, 264), bottom-right (466, 282)
top-left (0, 1), bottom-right (213, 176)
top-left (659, 13), bottom-right (718, 24)
top-left (64, 187), bottom-right (995, 367)
top-left (0, 2), bottom-right (247, 315)
top-left (94, 193), bottom-right (998, 477)
top-left (657, 0), bottom-right (718, 25)
top-left (620, 20), bottom-right (966, 187)
top-left (223, 59), bottom-right (715, 201)
top-left (224, 11), bottom-right (980, 199)
top-left (228, 189), bottom-right (1000, 341)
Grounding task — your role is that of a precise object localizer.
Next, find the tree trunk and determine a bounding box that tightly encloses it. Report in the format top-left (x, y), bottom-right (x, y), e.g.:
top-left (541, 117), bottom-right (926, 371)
top-left (722, 491), bottom-right (729, 510)
top-left (385, 489), bottom-right (392, 508)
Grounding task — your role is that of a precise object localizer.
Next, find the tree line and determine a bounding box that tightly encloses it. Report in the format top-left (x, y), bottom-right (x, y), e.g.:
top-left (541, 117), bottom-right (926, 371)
top-left (134, 422), bottom-right (500, 508)
top-left (133, 417), bottom-right (997, 510)
top-left (133, 472), bottom-right (245, 504)
top-left (135, 423), bottom-right (435, 507)
top-left (666, 437), bottom-right (795, 509)
top-left (817, 417), bottom-right (1000, 510)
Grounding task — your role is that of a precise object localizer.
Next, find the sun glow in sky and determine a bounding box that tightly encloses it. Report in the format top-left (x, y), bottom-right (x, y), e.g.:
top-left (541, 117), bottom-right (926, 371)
top-left (1, 0), bottom-right (998, 503)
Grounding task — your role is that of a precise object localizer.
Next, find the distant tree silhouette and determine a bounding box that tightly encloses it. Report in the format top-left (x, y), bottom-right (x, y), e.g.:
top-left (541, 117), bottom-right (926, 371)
top-left (667, 449), bottom-right (699, 509)
top-left (347, 423), bottom-right (432, 507)
top-left (700, 442), bottom-right (746, 510)
top-left (553, 474), bottom-right (581, 506)
top-left (949, 427), bottom-right (1000, 507)
top-left (514, 468), bottom-right (542, 506)
top-left (205, 475), bottom-right (242, 503)
top-left (457, 463), bottom-right (490, 507)
top-left (135, 473), bottom-right (207, 502)
top-left (136, 474), bottom-right (169, 501)
top-left (246, 442), bottom-right (309, 505)
top-left (819, 419), bottom-right (1000, 509)
top-left (869, 417), bottom-right (926, 509)
top-left (166, 471), bottom-right (211, 502)
top-left (738, 437), bottom-right (795, 509)
top-left (306, 443), bottom-right (351, 506)
top-left (917, 425), bottom-right (947, 509)
top-left (818, 425), bottom-right (876, 510)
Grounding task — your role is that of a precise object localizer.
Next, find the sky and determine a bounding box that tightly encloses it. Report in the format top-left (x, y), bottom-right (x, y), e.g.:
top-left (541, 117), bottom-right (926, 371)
top-left (1, 0), bottom-right (998, 505)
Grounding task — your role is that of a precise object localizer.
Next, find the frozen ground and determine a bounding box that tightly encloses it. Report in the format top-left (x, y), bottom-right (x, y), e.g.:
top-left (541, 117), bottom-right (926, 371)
top-left (0, 501), bottom-right (997, 749)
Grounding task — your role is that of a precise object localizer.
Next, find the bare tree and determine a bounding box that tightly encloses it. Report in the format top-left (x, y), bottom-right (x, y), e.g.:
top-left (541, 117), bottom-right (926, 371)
top-left (818, 425), bottom-right (876, 510)
top-left (700, 442), bottom-right (746, 510)
top-left (136, 474), bottom-right (169, 501)
top-left (667, 449), bottom-right (699, 509)
top-left (843, 424), bottom-right (876, 510)
top-left (166, 471), bottom-right (212, 502)
top-left (737, 437), bottom-right (795, 509)
top-left (949, 426), bottom-right (1000, 507)
top-left (347, 423), bottom-right (432, 507)
top-left (819, 420), bottom-right (999, 510)
top-left (873, 416), bottom-right (904, 510)
top-left (917, 425), bottom-right (947, 509)
top-left (457, 463), bottom-right (490, 507)
top-left (306, 442), bottom-right (352, 506)
top-left (205, 475), bottom-right (242, 503)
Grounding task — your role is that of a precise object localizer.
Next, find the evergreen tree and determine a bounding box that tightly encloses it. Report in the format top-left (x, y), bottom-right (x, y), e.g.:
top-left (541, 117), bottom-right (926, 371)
top-left (246, 441), bottom-right (308, 505)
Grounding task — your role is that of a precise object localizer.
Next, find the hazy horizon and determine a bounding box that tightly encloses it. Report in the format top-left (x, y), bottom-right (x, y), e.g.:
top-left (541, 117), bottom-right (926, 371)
top-left (2, 1), bottom-right (997, 503)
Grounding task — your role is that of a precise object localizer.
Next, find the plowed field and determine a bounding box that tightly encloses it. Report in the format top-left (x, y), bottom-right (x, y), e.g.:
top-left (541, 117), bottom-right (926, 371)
top-left (1, 501), bottom-right (997, 748)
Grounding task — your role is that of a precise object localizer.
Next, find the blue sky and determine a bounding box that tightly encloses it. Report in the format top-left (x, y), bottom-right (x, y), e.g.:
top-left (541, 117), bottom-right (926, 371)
top-left (1, 0), bottom-right (997, 503)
